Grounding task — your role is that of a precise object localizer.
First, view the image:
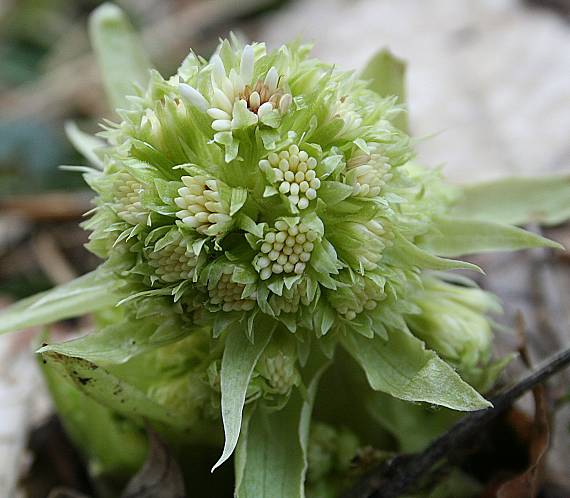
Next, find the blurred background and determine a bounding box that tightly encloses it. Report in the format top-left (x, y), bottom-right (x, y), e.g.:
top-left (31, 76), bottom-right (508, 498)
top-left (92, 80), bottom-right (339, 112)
top-left (0, 0), bottom-right (569, 496)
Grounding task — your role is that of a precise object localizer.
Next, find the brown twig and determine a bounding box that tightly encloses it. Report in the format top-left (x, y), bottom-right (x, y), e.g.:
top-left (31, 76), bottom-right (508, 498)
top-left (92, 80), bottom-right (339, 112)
top-left (340, 347), bottom-right (570, 498)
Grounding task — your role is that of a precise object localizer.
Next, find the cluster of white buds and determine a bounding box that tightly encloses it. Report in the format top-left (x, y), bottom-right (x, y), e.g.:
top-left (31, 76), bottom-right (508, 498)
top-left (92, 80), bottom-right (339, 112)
top-left (330, 95), bottom-right (363, 138)
top-left (263, 353), bottom-right (297, 395)
top-left (259, 145), bottom-right (320, 210)
top-left (348, 218), bottom-right (392, 271)
top-left (333, 278), bottom-right (385, 321)
top-left (114, 171), bottom-right (148, 225)
top-left (180, 46), bottom-right (292, 131)
top-left (346, 149), bottom-right (392, 197)
top-left (147, 232), bottom-right (197, 283)
top-left (208, 268), bottom-right (256, 312)
top-left (175, 176), bottom-right (231, 236)
top-left (269, 280), bottom-right (311, 315)
top-left (256, 220), bottom-right (317, 280)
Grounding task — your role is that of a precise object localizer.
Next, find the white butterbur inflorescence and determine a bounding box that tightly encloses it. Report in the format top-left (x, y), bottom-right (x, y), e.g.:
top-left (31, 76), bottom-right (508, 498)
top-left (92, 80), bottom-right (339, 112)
top-left (16, 16), bottom-right (565, 496)
top-left (259, 145), bottom-right (320, 210)
top-left (147, 231), bottom-right (197, 283)
top-left (208, 267), bottom-right (256, 312)
top-left (255, 219), bottom-right (318, 280)
top-left (346, 147), bottom-right (392, 198)
top-left (181, 45), bottom-right (292, 134)
top-left (175, 176), bottom-right (232, 236)
top-left (114, 171), bottom-right (148, 225)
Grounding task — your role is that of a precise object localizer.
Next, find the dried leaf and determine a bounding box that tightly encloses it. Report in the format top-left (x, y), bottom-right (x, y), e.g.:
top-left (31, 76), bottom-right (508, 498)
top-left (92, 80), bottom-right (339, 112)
top-left (121, 428), bottom-right (186, 498)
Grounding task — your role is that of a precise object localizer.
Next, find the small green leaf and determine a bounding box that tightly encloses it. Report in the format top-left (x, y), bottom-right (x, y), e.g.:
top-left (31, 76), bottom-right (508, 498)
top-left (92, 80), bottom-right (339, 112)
top-left (361, 49), bottom-right (407, 131)
top-left (213, 328), bottom-right (274, 471)
top-left (388, 235), bottom-right (482, 273)
top-left (418, 217), bottom-right (563, 257)
top-left (89, 3), bottom-right (153, 110)
top-left (366, 392), bottom-right (461, 452)
top-left (452, 175), bottom-right (570, 226)
top-left (341, 330), bottom-right (491, 411)
top-left (64, 121), bottom-right (105, 169)
top-left (0, 269), bottom-right (121, 336)
top-left (37, 317), bottom-right (188, 365)
top-left (232, 100), bottom-right (258, 129)
top-left (230, 187), bottom-right (248, 216)
top-left (318, 181), bottom-right (354, 206)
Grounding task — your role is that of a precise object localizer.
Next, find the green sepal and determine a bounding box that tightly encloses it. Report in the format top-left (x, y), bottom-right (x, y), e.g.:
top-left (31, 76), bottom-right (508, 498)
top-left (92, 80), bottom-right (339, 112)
top-left (318, 181), bottom-right (354, 206)
top-left (386, 235), bottom-right (482, 273)
top-left (64, 121), bottom-right (105, 169)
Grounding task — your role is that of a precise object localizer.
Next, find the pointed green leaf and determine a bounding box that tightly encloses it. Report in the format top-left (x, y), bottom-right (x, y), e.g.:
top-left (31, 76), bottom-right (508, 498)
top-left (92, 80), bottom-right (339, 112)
top-left (361, 49), bottom-right (407, 131)
top-left (389, 235), bottom-right (482, 273)
top-left (41, 351), bottom-right (191, 430)
top-left (418, 217), bottom-right (563, 257)
top-left (235, 358), bottom-right (329, 498)
top-left (212, 328), bottom-right (274, 471)
top-left (0, 270), bottom-right (121, 336)
top-left (89, 3), bottom-right (153, 110)
top-left (64, 121), bottom-right (105, 169)
top-left (452, 175), bottom-right (570, 226)
top-left (341, 330), bottom-right (491, 411)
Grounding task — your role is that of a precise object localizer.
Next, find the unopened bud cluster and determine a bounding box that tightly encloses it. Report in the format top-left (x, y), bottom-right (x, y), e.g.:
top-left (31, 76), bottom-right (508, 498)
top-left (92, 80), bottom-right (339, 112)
top-left (147, 232), bottom-right (197, 283)
top-left (330, 275), bottom-right (386, 321)
top-left (114, 172), bottom-right (147, 225)
top-left (263, 353), bottom-right (297, 395)
top-left (208, 268), bottom-right (256, 312)
top-left (260, 145), bottom-right (320, 210)
top-left (346, 149), bottom-right (392, 197)
top-left (256, 220), bottom-right (318, 280)
top-left (175, 176), bottom-right (231, 236)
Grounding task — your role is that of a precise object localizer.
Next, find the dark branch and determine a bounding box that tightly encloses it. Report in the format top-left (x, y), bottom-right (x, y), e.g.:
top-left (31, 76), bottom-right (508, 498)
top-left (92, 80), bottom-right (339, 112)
top-left (341, 347), bottom-right (570, 498)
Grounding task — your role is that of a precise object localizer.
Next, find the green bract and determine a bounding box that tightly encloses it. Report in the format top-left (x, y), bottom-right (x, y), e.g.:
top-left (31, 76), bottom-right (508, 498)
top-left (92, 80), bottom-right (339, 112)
top-left (1, 4), bottom-right (569, 497)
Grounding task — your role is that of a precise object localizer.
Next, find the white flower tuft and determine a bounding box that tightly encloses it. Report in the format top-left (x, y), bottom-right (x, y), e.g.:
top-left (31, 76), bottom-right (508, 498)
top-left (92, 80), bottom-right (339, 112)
top-left (255, 219), bottom-right (318, 280)
top-left (148, 232), bottom-right (197, 283)
top-left (175, 176), bottom-right (232, 236)
top-left (114, 172), bottom-right (148, 225)
top-left (346, 148), bottom-right (392, 197)
top-left (208, 268), bottom-right (256, 312)
top-left (259, 145), bottom-right (320, 210)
